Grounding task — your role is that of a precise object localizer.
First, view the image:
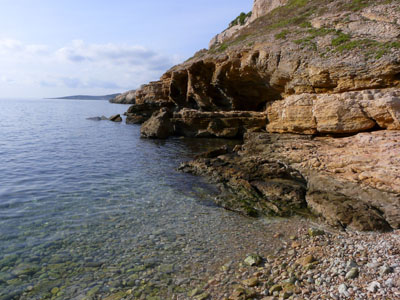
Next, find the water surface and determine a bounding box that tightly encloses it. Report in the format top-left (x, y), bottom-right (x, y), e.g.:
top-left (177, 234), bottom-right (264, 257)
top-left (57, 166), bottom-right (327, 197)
top-left (0, 98), bottom-right (289, 300)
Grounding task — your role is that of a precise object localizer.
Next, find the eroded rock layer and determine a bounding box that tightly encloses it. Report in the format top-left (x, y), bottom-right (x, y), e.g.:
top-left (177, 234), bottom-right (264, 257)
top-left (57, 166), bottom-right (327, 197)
top-left (267, 89), bottom-right (400, 134)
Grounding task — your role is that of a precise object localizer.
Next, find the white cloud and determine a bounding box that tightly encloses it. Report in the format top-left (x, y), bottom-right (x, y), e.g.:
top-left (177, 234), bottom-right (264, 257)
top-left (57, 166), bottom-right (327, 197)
top-left (0, 39), bottom-right (182, 97)
top-left (0, 39), bottom-right (49, 57)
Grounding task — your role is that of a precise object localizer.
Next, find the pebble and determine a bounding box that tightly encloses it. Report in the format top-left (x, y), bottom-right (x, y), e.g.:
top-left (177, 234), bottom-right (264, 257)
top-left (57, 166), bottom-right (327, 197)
top-left (345, 267), bottom-right (359, 279)
top-left (338, 283), bottom-right (349, 296)
top-left (367, 281), bottom-right (381, 292)
top-left (200, 227), bottom-right (400, 299)
top-left (244, 254), bottom-right (262, 266)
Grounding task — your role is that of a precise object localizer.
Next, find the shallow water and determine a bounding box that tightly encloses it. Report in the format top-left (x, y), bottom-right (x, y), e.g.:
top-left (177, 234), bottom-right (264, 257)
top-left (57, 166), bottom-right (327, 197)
top-left (0, 98), bottom-right (293, 300)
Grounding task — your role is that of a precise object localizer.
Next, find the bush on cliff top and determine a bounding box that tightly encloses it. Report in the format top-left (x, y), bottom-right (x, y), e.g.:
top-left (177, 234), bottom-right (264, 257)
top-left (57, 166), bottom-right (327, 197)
top-left (229, 11), bottom-right (252, 27)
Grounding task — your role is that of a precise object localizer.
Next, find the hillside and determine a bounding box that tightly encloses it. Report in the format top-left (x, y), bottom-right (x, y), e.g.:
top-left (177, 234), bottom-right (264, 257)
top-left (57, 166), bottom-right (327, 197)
top-left (47, 93), bottom-right (120, 100)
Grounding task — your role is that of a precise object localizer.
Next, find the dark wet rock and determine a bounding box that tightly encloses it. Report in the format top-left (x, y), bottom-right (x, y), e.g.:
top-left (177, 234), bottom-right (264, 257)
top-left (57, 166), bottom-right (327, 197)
top-left (109, 114), bottom-right (122, 122)
top-left (195, 145), bottom-right (229, 159)
top-left (87, 116), bottom-right (108, 121)
top-left (171, 109), bottom-right (266, 138)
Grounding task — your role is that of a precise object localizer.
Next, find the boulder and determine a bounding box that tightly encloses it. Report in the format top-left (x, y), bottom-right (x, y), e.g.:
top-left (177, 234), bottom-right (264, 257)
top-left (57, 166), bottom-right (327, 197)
top-left (109, 114), bottom-right (122, 122)
top-left (140, 109), bottom-right (173, 139)
top-left (126, 100), bottom-right (175, 125)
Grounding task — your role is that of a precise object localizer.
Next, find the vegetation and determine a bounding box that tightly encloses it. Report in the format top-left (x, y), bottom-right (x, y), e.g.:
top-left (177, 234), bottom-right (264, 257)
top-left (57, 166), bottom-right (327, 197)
top-left (332, 38), bottom-right (400, 58)
top-left (229, 11), bottom-right (252, 27)
top-left (347, 0), bottom-right (371, 11)
top-left (208, 0), bottom-right (397, 56)
top-left (217, 43), bottom-right (229, 52)
top-left (275, 29), bottom-right (290, 40)
top-left (331, 32), bottom-right (351, 46)
top-left (294, 27), bottom-right (337, 50)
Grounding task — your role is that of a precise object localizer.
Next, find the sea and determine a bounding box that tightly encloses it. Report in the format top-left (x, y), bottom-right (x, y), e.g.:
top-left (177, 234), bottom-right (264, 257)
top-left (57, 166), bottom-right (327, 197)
top-left (0, 98), bottom-right (288, 300)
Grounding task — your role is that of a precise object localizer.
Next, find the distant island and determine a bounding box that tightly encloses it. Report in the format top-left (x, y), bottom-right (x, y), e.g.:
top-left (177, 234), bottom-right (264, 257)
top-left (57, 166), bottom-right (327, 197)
top-left (46, 93), bottom-right (121, 100)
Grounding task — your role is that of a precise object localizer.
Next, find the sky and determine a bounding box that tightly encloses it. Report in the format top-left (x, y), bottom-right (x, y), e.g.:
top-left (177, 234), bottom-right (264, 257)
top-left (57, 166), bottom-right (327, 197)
top-left (0, 0), bottom-right (253, 98)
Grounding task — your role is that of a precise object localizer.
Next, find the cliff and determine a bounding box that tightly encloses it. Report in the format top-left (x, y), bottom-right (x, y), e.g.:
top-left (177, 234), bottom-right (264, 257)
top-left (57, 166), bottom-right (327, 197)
top-left (109, 90), bottom-right (136, 104)
top-left (122, 0), bottom-right (400, 231)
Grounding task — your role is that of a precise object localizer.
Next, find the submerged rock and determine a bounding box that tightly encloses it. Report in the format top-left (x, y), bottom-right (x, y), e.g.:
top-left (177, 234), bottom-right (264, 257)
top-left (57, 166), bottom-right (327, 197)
top-left (244, 254), bottom-right (262, 267)
top-left (86, 116), bottom-right (108, 121)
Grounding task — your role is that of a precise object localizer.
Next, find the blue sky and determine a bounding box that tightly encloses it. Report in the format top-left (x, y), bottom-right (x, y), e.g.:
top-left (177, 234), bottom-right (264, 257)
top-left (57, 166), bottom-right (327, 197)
top-left (0, 0), bottom-right (253, 98)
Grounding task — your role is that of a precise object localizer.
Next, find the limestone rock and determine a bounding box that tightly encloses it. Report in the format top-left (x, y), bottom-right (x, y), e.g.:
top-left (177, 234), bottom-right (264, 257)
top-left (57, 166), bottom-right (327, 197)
top-left (126, 100), bottom-right (175, 124)
top-left (180, 131), bottom-right (400, 231)
top-left (109, 90), bottom-right (136, 104)
top-left (119, 0), bottom-right (400, 232)
top-left (140, 109), bottom-right (173, 139)
top-left (267, 89), bottom-right (400, 135)
top-left (250, 0), bottom-right (289, 22)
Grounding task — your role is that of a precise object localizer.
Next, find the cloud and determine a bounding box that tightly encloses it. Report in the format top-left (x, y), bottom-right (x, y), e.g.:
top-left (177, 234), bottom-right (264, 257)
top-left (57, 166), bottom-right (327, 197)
top-left (0, 39), bottom-right (48, 56)
top-left (1, 76), bottom-right (15, 84)
top-left (60, 77), bottom-right (121, 89)
top-left (0, 38), bottom-right (182, 96)
top-left (55, 40), bottom-right (176, 69)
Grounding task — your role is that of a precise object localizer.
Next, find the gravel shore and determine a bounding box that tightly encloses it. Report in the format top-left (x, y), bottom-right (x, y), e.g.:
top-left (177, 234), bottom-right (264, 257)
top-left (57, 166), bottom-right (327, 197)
top-left (190, 226), bottom-right (400, 300)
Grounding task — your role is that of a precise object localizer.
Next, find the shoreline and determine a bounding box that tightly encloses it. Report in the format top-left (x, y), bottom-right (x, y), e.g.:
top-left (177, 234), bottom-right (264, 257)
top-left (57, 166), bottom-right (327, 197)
top-left (199, 226), bottom-right (400, 300)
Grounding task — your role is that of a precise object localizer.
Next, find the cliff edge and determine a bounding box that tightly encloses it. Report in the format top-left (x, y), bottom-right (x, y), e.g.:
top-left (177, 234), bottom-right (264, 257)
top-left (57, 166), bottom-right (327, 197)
top-left (122, 0), bottom-right (400, 231)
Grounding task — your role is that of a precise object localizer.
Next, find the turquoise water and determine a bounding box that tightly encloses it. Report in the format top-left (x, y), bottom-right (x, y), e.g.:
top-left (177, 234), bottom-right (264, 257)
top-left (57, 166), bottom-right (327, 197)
top-left (0, 99), bottom-right (279, 300)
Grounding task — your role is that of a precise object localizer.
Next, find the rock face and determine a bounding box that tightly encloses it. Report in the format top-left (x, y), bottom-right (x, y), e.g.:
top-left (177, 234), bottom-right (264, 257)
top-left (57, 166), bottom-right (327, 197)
top-left (109, 90), bottom-right (136, 104)
top-left (209, 23), bottom-right (248, 49)
top-left (121, 0), bottom-right (400, 231)
top-left (172, 110), bottom-right (266, 138)
top-left (209, 0), bottom-right (290, 47)
top-left (267, 89), bottom-right (400, 134)
top-left (181, 131), bottom-right (399, 231)
top-left (249, 0), bottom-right (289, 22)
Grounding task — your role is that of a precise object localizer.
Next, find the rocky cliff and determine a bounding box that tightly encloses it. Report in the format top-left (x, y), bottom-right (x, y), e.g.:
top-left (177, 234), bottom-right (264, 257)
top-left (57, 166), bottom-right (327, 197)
top-left (123, 0), bottom-right (400, 231)
top-left (109, 90), bottom-right (136, 104)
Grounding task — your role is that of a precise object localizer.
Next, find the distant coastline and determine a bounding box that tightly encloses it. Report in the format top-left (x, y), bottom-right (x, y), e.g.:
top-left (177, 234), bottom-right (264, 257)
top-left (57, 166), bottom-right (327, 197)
top-left (46, 93), bottom-right (121, 101)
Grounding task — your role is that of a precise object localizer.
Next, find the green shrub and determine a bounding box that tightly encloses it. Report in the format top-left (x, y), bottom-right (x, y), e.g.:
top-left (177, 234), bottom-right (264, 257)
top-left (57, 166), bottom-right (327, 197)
top-left (334, 39), bottom-right (377, 52)
top-left (347, 0), bottom-right (370, 11)
top-left (218, 43), bottom-right (229, 52)
top-left (287, 0), bottom-right (309, 8)
top-left (331, 32), bottom-right (351, 46)
top-left (299, 21), bottom-right (312, 28)
top-left (275, 29), bottom-right (290, 39)
top-left (229, 11), bottom-right (252, 27)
